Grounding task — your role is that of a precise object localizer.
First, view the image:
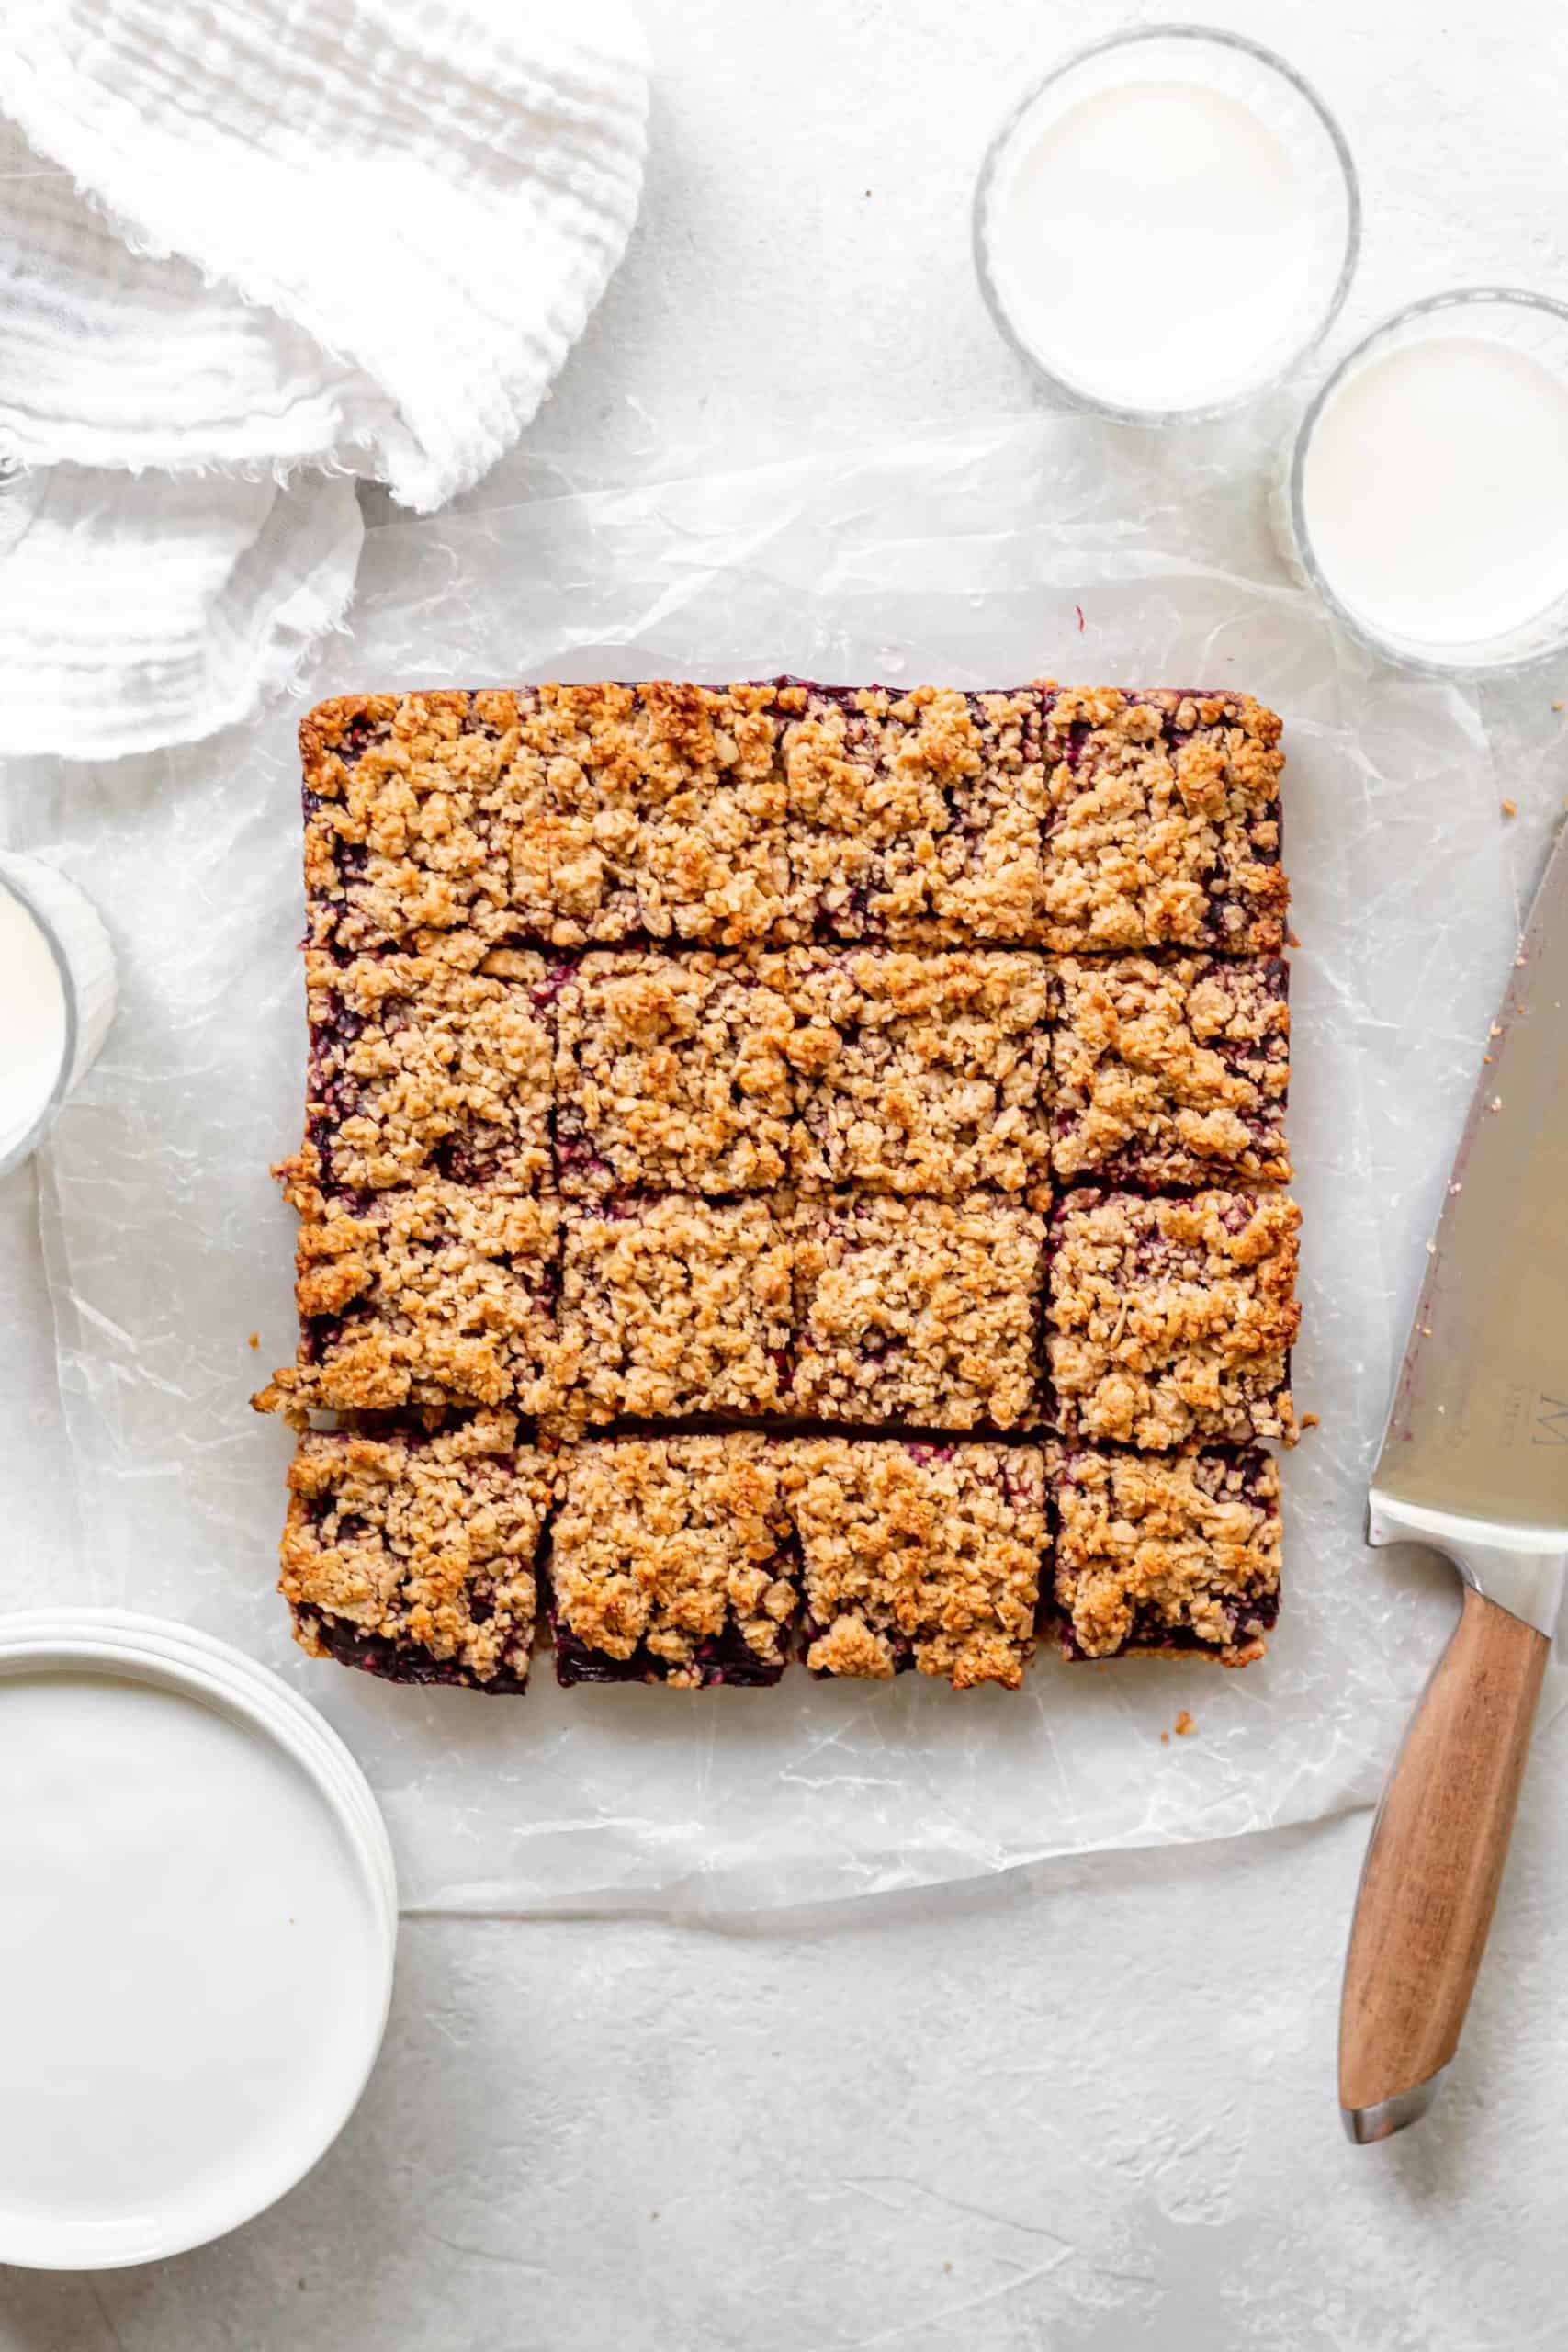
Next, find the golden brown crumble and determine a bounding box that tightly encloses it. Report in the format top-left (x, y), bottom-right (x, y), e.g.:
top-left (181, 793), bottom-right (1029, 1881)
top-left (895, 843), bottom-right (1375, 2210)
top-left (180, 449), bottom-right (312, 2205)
top-left (555, 1195), bottom-right (793, 1428)
top-left (785, 946), bottom-right (1054, 1197)
top-left (1039, 690), bottom-right (1286, 955)
top-left (302, 690), bottom-right (553, 953)
top-left (791, 1194), bottom-right (1045, 1428)
top-left (524, 683), bottom-right (791, 946)
top-left (780, 684), bottom-right (1049, 940)
top-left (783, 1438), bottom-right (1047, 1688)
top-left (1051, 1443), bottom-right (1281, 1667)
top-left (555, 950), bottom-right (799, 1195)
top-left (1050, 954), bottom-right (1290, 1188)
top-left (1047, 1188), bottom-right (1300, 1449)
top-left (549, 1435), bottom-right (798, 1685)
top-left (254, 1148), bottom-right (560, 1419)
top-left (281, 1412), bottom-right (554, 1686)
top-left (306, 943), bottom-right (553, 1194)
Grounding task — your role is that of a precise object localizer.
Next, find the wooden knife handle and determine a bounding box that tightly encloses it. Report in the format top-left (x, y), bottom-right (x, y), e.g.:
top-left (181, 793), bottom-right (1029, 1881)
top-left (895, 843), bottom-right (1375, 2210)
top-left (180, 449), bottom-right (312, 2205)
top-left (1339, 1583), bottom-right (1548, 2139)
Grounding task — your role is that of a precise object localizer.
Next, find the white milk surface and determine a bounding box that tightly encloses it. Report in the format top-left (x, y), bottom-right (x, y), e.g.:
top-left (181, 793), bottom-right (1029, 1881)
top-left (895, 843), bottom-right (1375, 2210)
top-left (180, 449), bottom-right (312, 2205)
top-left (1301, 334), bottom-right (1568, 647)
top-left (0, 1672), bottom-right (385, 2260)
top-left (0, 881), bottom-right (67, 1160)
top-left (988, 81), bottom-right (1313, 412)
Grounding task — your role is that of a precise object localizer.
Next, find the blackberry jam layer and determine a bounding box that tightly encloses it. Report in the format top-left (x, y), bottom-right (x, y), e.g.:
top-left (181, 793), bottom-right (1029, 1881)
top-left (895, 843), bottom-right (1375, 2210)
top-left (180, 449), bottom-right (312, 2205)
top-left (281, 1413), bottom-right (553, 1690)
top-left (1050, 1442), bottom-right (1281, 1667)
top-left (548, 1435), bottom-right (799, 1687)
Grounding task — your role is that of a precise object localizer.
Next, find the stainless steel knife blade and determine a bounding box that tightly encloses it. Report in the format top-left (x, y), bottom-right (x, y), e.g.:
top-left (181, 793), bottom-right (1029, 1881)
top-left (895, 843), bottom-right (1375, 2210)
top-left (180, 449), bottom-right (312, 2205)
top-left (1370, 815), bottom-right (1568, 1634)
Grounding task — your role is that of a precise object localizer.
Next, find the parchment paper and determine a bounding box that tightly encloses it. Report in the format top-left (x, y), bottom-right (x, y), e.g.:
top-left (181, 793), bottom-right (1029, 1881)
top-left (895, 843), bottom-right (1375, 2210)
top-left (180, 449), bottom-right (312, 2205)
top-left (4, 413), bottom-right (1548, 1913)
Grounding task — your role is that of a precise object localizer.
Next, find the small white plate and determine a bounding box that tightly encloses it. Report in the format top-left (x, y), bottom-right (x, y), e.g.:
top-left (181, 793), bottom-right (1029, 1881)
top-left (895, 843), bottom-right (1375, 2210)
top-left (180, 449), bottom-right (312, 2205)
top-left (0, 1611), bottom-right (397, 2269)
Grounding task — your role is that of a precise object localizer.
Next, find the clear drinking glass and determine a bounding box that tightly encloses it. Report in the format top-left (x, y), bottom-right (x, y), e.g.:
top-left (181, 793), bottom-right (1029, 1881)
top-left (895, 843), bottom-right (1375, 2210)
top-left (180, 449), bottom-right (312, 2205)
top-left (973, 26), bottom-right (1361, 425)
top-left (0, 854), bottom-right (117, 1178)
top-left (1283, 288), bottom-right (1568, 675)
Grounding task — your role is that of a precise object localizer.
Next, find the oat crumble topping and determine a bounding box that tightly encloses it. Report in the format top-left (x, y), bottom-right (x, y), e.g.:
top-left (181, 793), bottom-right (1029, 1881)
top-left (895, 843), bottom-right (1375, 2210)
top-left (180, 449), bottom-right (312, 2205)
top-left (1050, 953), bottom-right (1290, 1188)
top-left (791, 1193), bottom-right (1045, 1429)
top-left (254, 1148), bottom-right (560, 1418)
top-left (305, 943), bottom-right (554, 1195)
top-left (779, 684), bottom-right (1049, 941)
top-left (549, 1435), bottom-right (799, 1686)
top-left (783, 1438), bottom-right (1047, 1688)
top-left (1039, 690), bottom-right (1286, 955)
top-left (282, 1411), bottom-right (554, 1688)
top-left (555, 1194), bottom-right (793, 1428)
top-left (785, 946), bottom-right (1054, 1197)
top-left (555, 950), bottom-right (799, 1196)
top-left (1051, 1442), bottom-right (1282, 1666)
top-left (1046, 1188), bottom-right (1301, 1449)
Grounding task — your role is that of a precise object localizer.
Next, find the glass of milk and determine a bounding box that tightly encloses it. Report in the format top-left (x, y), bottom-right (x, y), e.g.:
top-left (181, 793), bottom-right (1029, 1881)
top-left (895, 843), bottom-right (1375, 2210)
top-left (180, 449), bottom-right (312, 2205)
top-left (1285, 289), bottom-right (1568, 673)
top-left (974, 28), bottom-right (1360, 424)
top-left (0, 854), bottom-right (117, 1177)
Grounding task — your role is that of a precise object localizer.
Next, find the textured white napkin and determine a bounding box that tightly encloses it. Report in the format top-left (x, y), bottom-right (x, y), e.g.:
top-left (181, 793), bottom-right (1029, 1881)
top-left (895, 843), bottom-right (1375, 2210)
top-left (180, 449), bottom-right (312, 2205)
top-left (0, 0), bottom-right (649, 759)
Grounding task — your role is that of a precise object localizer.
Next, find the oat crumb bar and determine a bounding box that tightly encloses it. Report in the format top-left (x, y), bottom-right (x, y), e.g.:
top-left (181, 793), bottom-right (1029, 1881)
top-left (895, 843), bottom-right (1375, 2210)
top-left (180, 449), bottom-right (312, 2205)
top-left (1046, 1187), bottom-right (1301, 1449)
top-left (1050, 953), bottom-right (1290, 1189)
top-left (783, 1438), bottom-right (1047, 1688)
top-left (549, 1435), bottom-right (799, 1686)
top-left (791, 1193), bottom-right (1045, 1430)
top-left (554, 950), bottom-right (798, 1196)
top-left (1040, 689), bottom-right (1286, 956)
top-left (786, 945), bottom-right (1053, 1198)
top-left (281, 1411), bottom-right (554, 1690)
top-left (555, 1194), bottom-right (793, 1428)
top-left (1051, 1442), bottom-right (1281, 1667)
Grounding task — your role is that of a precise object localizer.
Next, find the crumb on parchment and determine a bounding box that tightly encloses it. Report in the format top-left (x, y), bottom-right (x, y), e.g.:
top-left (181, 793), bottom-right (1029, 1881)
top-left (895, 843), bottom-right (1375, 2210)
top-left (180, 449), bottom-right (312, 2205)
top-left (1175, 1709), bottom-right (1196, 1736)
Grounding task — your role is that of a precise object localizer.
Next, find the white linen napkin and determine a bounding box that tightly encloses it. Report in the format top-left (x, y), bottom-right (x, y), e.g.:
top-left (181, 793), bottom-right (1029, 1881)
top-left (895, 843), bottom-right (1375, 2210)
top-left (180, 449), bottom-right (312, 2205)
top-left (0, 0), bottom-right (649, 760)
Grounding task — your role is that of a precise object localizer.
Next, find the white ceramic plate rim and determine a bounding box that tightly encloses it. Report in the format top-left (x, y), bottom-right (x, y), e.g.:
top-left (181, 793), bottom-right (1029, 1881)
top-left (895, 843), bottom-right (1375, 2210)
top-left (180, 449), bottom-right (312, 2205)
top-left (0, 1610), bottom-right (398, 2271)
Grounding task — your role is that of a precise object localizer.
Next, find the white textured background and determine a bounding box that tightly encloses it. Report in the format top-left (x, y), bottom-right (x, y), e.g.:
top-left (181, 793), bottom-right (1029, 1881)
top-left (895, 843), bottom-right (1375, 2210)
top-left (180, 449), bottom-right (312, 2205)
top-left (5, 0), bottom-right (1568, 2344)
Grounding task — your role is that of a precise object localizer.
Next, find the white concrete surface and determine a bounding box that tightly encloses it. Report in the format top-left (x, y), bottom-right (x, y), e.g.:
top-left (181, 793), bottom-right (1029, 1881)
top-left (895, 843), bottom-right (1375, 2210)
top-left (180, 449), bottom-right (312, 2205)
top-left (5, 0), bottom-right (1568, 2343)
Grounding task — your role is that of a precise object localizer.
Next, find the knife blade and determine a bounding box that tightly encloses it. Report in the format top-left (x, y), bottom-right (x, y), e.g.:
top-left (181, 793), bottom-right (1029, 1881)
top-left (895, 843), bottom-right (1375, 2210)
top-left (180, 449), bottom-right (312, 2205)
top-left (1341, 814), bottom-right (1568, 2144)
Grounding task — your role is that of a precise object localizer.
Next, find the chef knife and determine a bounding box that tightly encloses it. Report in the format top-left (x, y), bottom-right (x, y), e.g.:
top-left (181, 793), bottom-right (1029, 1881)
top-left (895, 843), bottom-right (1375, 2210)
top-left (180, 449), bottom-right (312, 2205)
top-left (1340, 817), bottom-right (1568, 2143)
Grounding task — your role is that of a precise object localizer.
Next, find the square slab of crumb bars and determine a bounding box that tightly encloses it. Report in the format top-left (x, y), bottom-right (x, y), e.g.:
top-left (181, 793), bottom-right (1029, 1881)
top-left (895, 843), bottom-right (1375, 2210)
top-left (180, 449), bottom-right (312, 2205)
top-left (1045, 1188), bottom-right (1301, 1449)
top-left (255, 1153), bottom-right (561, 1418)
top-left (548, 1435), bottom-right (799, 1686)
top-left (791, 1194), bottom-right (1046, 1429)
top-left (1050, 1442), bottom-right (1281, 1667)
top-left (1038, 689), bottom-right (1286, 954)
top-left (1049, 954), bottom-right (1290, 1190)
top-left (554, 950), bottom-right (798, 1196)
top-left (780, 683), bottom-right (1048, 941)
top-left (281, 1413), bottom-right (554, 1691)
top-left (523, 682), bottom-right (792, 946)
top-left (303, 944), bottom-right (555, 1196)
top-left (555, 1195), bottom-right (793, 1426)
top-left (785, 947), bottom-right (1053, 1199)
top-left (783, 1439), bottom-right (1047, 1688)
